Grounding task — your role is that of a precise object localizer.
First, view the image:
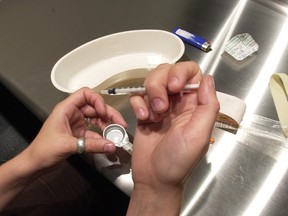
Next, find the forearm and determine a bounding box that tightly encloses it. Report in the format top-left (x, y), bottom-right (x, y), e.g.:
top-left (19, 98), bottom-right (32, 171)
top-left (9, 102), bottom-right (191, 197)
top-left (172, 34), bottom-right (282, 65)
top-left (0, 149), bottom-right (37, 211)
top-left (126, 185), bottom-right (183, 216)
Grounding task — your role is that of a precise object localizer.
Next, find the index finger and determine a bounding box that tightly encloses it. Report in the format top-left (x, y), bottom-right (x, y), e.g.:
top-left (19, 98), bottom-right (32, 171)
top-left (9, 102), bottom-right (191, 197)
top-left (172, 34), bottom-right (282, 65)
top-left (59, 87), bottom-right (107, 115)
top-left (167, 61), bottom-right (203, 93)
top-left (144, 61), bottom-right (203, 113)
top-left (58, 87), bottom-right (127, 126)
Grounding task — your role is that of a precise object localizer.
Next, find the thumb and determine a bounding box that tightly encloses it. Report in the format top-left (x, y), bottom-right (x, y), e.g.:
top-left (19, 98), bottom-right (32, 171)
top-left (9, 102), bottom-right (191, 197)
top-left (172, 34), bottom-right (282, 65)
top-left (186, 75), bottom-right (219, 139)
top-left (80, 137), bottom-right (116, 154)
top-left (198, 75), bottom-right (219, 108)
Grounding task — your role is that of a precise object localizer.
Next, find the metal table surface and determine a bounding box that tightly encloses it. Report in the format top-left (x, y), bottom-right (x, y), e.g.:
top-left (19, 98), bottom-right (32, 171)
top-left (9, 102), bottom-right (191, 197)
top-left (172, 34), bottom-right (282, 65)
top-left (1, 0), bottom-right (288, 215)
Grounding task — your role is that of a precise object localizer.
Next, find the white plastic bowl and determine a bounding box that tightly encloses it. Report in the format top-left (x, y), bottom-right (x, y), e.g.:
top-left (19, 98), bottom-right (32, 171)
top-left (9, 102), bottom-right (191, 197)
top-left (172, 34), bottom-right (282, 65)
top-left (51, 29), bottom-right (185, 93)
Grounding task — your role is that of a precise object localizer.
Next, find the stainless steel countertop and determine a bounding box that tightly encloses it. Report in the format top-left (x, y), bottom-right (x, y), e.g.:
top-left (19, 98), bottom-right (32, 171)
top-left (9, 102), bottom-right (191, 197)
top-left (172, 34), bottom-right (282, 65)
top-left (1, 0), bottom-right (288, 215)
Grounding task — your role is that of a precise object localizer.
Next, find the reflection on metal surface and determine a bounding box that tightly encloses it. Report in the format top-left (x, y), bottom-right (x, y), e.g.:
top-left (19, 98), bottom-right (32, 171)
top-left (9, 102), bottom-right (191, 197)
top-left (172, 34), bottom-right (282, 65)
top-left (243, 150), bottom-right (288, 215)
top-left (244, 17), bottom-right (288, 114)
top-left (200, 0), bottom-right (248, 75)
top-left (181, 130), bottom-right (238, 216)
top-left (181, 124), bottom-right (288, 216)
top-left (254, 0), bottom-right (288, 15)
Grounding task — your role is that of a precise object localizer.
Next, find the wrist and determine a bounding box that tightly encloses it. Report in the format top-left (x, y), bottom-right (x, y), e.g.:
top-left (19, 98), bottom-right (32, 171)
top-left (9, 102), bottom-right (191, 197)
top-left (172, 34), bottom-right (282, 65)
top-left (127, 184), bottom-right (184, 216)
top-left (7, 149), bottom-right (40, 182)
top-left (6, 144), bottom-right (48, 183)
top-left (0, 148), bottom-right (41, 210)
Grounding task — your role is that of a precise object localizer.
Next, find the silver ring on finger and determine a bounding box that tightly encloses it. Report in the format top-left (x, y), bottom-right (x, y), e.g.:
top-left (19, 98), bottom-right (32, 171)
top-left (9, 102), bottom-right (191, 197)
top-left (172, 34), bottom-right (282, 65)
top-left (77, 137), bottom-right (86, 154)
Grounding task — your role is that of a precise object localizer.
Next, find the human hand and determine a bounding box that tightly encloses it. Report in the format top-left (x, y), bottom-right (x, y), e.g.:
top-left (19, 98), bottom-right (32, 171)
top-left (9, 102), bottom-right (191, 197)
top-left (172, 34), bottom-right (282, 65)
top-left (24, 87), bottom-right (127, 176)
top-left (0, 87), bottom-right (127, 210)
top-left (127, 62), bottom-right (219, 215)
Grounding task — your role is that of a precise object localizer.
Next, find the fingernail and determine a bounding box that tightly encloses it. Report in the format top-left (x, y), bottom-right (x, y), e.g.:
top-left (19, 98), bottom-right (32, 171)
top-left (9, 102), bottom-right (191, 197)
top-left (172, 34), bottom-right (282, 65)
top-left (151, 98), bottom-right (165, 112)
top-left (137, 108), bottom-right (146, 118)
top-left (169, 77), bottom-right (180, 88)
top-left (104, 143), bottom-right (115, 153)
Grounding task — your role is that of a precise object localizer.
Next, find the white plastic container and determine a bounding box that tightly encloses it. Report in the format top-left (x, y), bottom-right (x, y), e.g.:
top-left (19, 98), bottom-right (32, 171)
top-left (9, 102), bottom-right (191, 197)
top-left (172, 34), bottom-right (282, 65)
top-left (51, 29), bottom-right (185, 93)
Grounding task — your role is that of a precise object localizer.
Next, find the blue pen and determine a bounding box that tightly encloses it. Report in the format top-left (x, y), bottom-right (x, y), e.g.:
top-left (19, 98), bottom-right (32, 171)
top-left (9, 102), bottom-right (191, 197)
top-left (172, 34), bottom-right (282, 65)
top-left (173, 28), bottom-right (212, 52)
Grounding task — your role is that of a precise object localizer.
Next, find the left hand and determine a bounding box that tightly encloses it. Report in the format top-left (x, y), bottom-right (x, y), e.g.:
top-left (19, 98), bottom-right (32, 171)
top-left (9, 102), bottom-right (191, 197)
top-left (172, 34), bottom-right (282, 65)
top-left (24, 87), bottom-right (127, 174)
top-left (0, 87), bottom-right (127, 211)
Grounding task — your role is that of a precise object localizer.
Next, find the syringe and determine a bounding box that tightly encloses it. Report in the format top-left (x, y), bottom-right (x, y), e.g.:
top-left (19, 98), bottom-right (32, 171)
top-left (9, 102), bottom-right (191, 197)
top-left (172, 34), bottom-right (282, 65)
top-left (100, 83), bottom-right (200, 95)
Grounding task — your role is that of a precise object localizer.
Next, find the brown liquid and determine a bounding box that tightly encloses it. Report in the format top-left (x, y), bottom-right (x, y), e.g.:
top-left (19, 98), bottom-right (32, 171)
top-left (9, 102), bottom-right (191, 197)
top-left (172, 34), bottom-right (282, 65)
top-left (92, 68), bottom-right (149, 109)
